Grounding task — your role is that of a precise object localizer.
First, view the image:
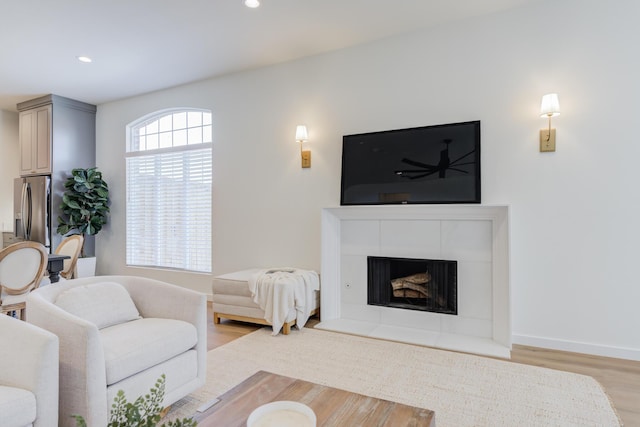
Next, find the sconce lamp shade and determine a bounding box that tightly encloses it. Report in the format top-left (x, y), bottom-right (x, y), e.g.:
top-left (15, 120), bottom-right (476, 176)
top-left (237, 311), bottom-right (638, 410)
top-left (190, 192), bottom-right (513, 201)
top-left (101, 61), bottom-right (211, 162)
top-left (244, 0), bottom-right (260, 8)
top-left (540, 93), bottom-right (560, 117)
top-left (295, 125), bottom-right (308, 142)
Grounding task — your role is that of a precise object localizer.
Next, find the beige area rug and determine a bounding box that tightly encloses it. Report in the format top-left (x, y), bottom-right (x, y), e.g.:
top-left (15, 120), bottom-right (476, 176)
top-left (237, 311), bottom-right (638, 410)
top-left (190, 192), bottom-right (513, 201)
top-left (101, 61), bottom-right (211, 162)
top-left (166, 328), bottom-right (621, 426)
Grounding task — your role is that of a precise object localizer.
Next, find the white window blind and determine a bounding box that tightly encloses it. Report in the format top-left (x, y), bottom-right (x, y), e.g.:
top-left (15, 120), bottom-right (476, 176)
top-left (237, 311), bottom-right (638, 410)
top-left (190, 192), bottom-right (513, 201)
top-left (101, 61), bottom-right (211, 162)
top-left (126, 109), bottom-right (212, 272)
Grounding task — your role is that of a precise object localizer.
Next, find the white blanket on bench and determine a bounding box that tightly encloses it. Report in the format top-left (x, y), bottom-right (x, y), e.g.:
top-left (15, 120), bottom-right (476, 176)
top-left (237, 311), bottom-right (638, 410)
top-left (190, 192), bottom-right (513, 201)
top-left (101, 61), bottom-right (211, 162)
top-left (248, 268), bottom-right (319, 335)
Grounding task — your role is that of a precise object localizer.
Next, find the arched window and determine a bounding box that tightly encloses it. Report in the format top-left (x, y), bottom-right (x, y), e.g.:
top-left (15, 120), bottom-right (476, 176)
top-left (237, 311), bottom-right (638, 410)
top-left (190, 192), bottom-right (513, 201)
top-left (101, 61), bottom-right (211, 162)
top-left (125, 109), bottom-right (212, 272)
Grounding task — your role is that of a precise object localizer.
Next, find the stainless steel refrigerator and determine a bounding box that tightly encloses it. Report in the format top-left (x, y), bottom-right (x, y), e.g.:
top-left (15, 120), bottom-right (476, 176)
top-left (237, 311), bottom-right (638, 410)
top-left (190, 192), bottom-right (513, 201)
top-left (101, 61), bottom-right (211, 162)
top-left (14, 176), bottom-right (51, 251)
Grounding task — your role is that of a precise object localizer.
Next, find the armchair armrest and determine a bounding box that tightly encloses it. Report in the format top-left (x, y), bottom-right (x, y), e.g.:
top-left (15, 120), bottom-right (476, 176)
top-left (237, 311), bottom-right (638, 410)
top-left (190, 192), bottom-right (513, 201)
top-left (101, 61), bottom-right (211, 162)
top-left (118, 276), bottom-right (206, 324)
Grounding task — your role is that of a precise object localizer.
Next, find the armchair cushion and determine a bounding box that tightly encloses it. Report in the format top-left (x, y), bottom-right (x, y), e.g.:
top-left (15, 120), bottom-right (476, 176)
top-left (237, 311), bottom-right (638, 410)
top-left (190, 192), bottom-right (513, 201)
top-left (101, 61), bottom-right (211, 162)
top-left (54, 282), bottom-right (141, 329)
top-left (0, 385), bottom-right (37, 426)
top-left (100, 318), bottom-right (197, 385)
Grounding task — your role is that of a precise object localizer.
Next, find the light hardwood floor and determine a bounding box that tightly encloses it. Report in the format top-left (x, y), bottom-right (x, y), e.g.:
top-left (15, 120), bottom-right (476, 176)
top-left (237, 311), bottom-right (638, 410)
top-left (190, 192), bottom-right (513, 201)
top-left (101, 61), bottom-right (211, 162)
top-left (206, 305), bottom-right (640, 425)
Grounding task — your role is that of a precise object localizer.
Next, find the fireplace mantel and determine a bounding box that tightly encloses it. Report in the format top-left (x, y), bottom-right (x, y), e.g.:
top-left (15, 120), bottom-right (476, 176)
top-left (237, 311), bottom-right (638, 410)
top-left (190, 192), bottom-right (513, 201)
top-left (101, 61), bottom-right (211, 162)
top-left (317, 204), bottom-right (511, 358)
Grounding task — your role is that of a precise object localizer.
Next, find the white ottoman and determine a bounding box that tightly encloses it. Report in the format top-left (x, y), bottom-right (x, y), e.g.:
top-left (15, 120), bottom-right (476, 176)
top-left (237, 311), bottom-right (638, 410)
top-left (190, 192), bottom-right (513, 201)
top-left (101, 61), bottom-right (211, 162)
top-left (212, 269), bottom-right (320, 334)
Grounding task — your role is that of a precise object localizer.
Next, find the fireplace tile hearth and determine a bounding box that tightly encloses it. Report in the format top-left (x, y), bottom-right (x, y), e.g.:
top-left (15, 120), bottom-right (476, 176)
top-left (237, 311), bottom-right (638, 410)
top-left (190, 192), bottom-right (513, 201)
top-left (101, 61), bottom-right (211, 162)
top-left (315, 319), bottom-right (510, 358)
top-left (319, 205), bottom-right (511, 358)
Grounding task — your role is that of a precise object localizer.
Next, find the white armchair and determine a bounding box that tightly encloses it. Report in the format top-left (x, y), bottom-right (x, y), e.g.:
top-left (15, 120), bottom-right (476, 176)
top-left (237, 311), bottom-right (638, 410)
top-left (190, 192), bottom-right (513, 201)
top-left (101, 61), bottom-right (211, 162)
top-left (0, 314), bottom-right (59, 427)
top-left (26, 276), bottom-right (206, 427)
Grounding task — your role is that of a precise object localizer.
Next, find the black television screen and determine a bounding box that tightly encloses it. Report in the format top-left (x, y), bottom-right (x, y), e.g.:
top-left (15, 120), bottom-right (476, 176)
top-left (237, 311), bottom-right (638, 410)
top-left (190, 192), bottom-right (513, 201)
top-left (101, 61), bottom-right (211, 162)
top-left (340, 121), bottom-right (481, 205)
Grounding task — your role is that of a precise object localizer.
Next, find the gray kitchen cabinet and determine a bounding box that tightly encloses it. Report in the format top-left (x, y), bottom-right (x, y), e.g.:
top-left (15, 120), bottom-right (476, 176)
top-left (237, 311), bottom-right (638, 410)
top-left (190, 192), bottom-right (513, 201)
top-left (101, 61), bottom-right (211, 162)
top-left (18, 94), bottom-right (96, 178)
top-left (19, 104), bottom-right (52, 176)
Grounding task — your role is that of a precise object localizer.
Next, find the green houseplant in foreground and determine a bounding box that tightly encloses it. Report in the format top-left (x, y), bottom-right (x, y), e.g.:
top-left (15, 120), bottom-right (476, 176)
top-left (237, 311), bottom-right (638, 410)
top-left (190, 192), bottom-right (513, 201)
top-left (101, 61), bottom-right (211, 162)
top-left (73, 375), bottom-right (196, 427)
top-left (57, 167), bottom-right (110, 256)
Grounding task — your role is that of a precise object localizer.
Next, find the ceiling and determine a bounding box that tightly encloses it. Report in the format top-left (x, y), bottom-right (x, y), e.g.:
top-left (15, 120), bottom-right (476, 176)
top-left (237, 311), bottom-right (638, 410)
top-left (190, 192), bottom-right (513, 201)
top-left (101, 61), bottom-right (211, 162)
top-left (0, 0), bottom-right (536, 112)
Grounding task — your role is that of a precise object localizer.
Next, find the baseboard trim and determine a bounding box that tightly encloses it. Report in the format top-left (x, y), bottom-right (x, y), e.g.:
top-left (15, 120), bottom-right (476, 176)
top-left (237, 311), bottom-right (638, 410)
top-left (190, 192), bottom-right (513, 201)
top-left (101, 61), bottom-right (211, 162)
top-left (513, 334), bottom-right (640, 361)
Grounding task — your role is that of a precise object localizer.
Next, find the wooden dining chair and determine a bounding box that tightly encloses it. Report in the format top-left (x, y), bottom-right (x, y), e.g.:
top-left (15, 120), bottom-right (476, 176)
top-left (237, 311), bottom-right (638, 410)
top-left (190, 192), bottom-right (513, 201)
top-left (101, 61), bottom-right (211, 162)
top-left (55, 234), bottom-right (84, 279)
top-left (0, 241), bottom-right (48, 320)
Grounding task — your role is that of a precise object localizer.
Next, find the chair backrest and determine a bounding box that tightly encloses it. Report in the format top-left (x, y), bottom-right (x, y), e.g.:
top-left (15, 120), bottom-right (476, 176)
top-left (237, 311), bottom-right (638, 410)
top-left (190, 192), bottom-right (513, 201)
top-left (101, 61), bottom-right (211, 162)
top-left (55, 235), bottom-right (84, 279)
top-left (0, 241), bottom-right (48, 295)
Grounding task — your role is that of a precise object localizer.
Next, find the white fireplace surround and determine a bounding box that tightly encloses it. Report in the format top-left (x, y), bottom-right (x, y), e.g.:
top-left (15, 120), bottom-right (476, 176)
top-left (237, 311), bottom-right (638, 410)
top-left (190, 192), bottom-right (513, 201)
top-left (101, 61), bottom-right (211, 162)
top-left (317, 205), bottom-right (510, 358)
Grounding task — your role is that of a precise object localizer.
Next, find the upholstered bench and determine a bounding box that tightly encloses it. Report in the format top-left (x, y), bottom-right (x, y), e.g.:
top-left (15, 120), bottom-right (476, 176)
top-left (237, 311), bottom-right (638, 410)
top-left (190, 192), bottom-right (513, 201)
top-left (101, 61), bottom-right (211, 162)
top-left (212, 269), bottom-right (320, 334)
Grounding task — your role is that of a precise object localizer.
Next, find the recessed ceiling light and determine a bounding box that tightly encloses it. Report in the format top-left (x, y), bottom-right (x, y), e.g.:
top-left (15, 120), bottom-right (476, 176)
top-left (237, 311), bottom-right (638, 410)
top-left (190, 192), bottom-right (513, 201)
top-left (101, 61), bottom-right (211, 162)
top-left (77, 56), bottom-right (92, 63)
top-left (244, 0), bottom-right (260, 8)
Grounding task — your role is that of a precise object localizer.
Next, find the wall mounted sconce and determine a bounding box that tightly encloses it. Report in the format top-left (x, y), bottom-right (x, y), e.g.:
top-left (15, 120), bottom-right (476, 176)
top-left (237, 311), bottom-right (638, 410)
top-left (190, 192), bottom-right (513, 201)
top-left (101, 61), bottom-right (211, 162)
top-left (296, 125), bottom-right (311, 168)
top-left (540, 93), bottom-right (560, 152)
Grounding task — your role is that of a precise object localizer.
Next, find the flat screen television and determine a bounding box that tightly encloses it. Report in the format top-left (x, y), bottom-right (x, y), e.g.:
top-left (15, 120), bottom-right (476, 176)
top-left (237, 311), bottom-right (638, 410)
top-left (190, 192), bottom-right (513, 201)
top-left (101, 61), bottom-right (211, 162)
top-left (340, 121), bottom-right (481, 205)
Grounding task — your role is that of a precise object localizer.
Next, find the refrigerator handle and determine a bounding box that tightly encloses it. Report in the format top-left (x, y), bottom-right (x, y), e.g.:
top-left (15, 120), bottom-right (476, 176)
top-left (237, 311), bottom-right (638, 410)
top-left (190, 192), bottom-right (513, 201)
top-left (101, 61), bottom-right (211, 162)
top-left (20, 182), bottom-right (27, 238)
top-left (22, 182), bottom-right (32, 240)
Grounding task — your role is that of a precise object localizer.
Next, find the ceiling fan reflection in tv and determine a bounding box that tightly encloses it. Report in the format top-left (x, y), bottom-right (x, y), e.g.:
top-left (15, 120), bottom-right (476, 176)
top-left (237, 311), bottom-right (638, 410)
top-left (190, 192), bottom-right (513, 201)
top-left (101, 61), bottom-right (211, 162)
top-left (394, 138), bottom-right (477, 180)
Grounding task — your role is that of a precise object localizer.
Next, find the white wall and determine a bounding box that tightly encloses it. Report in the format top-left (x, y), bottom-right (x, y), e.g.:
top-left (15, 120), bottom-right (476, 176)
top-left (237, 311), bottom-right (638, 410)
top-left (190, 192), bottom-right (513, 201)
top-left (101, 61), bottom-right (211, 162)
top-left (96, 0), bottom-right (640, 360)
top-left (0, 110), bottom-right (19, 233)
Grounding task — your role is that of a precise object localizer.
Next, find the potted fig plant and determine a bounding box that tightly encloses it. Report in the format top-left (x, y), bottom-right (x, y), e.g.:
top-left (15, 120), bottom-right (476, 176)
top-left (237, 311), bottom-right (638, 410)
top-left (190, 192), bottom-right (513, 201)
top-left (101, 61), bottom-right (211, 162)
top-left (57, 167), bottom-right (110, 277)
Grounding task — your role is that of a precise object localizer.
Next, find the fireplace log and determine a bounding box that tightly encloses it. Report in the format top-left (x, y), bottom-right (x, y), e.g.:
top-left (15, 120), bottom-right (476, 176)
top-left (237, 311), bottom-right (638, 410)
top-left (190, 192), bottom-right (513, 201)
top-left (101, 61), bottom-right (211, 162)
top-left (391, 272), bottom-right (431, 298)
top-left (392, 272), bottom-right (431, 286)
top-left (392, 289), bottom-right (426, 298)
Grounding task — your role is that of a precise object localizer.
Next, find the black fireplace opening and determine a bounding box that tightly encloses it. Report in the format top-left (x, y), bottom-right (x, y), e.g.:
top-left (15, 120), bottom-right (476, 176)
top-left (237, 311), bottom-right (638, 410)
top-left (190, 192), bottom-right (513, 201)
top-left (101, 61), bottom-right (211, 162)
top-left (367, 256), bottom-right (457, 315)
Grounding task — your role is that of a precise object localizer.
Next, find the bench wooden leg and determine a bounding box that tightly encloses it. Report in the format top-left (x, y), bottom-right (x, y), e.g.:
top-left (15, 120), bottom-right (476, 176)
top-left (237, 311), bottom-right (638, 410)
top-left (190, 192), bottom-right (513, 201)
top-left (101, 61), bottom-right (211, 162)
top-left (159, 405), bottom-right (171, 419)
top-left (213, 312), bottom-right (221, 324)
